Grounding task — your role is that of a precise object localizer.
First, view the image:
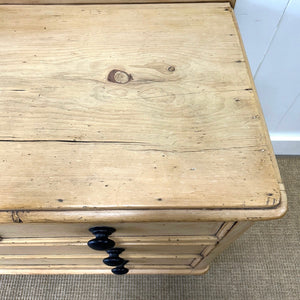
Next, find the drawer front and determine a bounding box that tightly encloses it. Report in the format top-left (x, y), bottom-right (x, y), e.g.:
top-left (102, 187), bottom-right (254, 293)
top-left (0, 234), bottom-right (217, 255)
top-left (0, 222), bottom-right (238, 274)
top-left (0, 244), bottom-right (209, 256)
top-left (0, 222), bottom-right (232, 274)
top-left (0, 232), bottom-right (220, 274)
top-left (0, 255), bottom-right (195, 266)
top-left (0, 222), bottom-right (223, 238)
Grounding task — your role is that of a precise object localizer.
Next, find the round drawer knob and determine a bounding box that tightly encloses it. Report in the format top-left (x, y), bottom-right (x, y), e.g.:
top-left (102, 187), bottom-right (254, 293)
top-left (87, 226), bottom-right (116, 251)
top-left (103, 248), bottom-right (125, 266)
top-left (111, 260), bottom-right (129, 275)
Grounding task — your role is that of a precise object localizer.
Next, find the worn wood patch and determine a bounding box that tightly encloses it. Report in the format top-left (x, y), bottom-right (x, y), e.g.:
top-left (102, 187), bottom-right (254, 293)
top-left (0, 3), bottom-right (281, 211)
top-left (0, 143), bottom-right (281, 210)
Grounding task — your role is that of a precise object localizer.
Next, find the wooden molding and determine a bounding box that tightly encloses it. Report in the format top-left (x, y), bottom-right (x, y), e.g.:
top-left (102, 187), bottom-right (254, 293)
top-left (0, 1), bottom-right (236, 8)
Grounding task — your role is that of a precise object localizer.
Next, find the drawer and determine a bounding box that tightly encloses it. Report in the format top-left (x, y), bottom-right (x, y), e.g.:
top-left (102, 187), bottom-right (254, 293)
top-left (0, 244), bottom-right (209, 256)
top-left (0, 222), bottom-right (224, 238)
top-left (0, 236), bottom-right (217, 255)
top-left (0, 222), bottom-right (246, 274)
top-left (0, 255), bottom-right (196, 266)
top-left (0, 222), bottom-right (233, 275)
top-left (0, 234), bottom-right (217, 273)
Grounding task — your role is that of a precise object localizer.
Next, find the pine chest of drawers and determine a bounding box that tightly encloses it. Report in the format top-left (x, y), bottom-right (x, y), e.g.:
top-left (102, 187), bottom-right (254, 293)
top-left (0, 0), bottom-right (287, 275)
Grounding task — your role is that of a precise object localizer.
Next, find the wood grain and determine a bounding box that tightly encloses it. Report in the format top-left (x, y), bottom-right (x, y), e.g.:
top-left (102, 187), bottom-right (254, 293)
top-left (0, 194), bottom-right (287, 223)
top-left (0, 222), bottom-right (223, 237)
top-left (0, 1), bottom-right (236, 8)
top-left (0, 236), bottom-right (218, 245)
top-left (0, 244), bottom-right (212, 256)
top-left (0, 4), bottom-right (258, 150)
top-left (194, 221), bottom-right (253, 271)
top-left (0, 4), bottom-right (284, 212)
top-left (0, 255), bottom-right (195, 265)
top-left (0, 143), bottom-right (281, 210)
top-left (0, 3), bottom-right (283, 276)
top-left (0, 264), bottom-right (209, 275)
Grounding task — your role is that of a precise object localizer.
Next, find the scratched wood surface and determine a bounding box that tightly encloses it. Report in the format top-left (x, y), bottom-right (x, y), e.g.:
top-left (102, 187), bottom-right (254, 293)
top-left (0, 254), bottom-right (195, 266)
top-left (0, 0), bottom-right (236, 8)
top-left (0, 222), bottom-right (223, 237)
top-left (0, 3), bottom-right (282, 211)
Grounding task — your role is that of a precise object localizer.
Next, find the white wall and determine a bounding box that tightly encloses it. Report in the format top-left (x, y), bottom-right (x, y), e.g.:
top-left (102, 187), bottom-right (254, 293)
top-left (235, 0), bottom-right (300, 155)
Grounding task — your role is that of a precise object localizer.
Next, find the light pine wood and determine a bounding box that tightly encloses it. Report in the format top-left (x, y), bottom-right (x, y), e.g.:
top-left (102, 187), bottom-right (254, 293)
top-left (0, 3), bottom-right (284, 213)
top-left (230, 8), bottom-right (282, 184)
top-left (0, 221), bottom-right (243, 274)
top-left (0, 189), bottom-right (287, 223)
top-left (0, 220), bottom-right (232, 274)
top-left (0, 144), bottom-right (282, 211)
top-left (215, 221), bottom-right (235, 239)
top-left (0, 222), bottom-right (223, 238)
top-left (0, 255), bottom-right (195, 265)
top-left (0, 252), bottom-right (201, 268)
top-left (0, 244), bottom-right (209, 255)
top-left (0, 1), bottom-right (236, 8)
top-left (0, 3), bottom-right (286, 275)
top-left (0, 3), bottom-right (249, 148)
top-left (199, 245), bottom-right (215, 257)
top-left (0, 265), bottom-right (210, 275)
top-left (0, 265), bottom-right (189, 270)
top-left (193, 221), bottom-right (253, 271)
top-left (0, 253), bottom-right (197, 259)
top-left (0, 236), bottom-right (216, 255)
top-left (0, 236), bottom-right (218, 245)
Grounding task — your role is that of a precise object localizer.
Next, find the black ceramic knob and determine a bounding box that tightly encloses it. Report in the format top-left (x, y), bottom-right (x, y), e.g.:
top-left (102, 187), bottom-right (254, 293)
top-left (87, 226), bottom-right (116, 251)
top-left (111, 260), bottom-right (129, 275)
top-left (103, 248), bottom-right (125, 266)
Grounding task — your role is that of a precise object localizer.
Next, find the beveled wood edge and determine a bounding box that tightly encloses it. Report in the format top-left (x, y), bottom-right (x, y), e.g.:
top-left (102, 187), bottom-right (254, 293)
top-left (231, 7), bottom-right (276, 169)
top-left (0, 187), bottom-right (287, 223)
top-left (194, 221), bottom-right (253, 270)
top-left (230, 9), bottom-right (285, 195)
top-left (0, 1), bottom-right (235, 8)
top-left (0, 265), bottom-right (209, 275)
top-left (215, 221), bottom-right (235, 239)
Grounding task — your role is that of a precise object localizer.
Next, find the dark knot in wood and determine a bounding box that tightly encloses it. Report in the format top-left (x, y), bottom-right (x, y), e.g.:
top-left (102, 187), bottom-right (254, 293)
top-left (107, 69), bottom-right (133, 84)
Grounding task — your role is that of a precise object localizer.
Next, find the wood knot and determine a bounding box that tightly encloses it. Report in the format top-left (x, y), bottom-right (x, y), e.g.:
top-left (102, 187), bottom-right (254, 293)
top-left (168, 66), bottom-right (175, 72)
top-left (107, 69), bottom-right (133, 84)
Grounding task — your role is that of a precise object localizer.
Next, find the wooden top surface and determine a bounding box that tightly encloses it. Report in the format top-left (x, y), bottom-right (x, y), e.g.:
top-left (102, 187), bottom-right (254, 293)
top-left (0, 3), bottom-right (283, 213)
top-left (0, 1), bottom-right (236, 8)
